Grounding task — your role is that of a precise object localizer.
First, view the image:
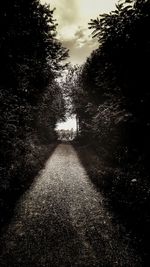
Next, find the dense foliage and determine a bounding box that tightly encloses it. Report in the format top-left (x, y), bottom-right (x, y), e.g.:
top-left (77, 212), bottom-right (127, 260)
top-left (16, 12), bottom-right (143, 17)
top-left (0, 0), bottom-right (68, 224)
top-left (68, 0), bottom-right (150, 259)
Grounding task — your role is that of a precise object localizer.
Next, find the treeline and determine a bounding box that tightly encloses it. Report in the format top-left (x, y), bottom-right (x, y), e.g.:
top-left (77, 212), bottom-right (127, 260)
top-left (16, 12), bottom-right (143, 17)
top-left (0, 0), bottom-right (67, 224)
top-left (67, 0), bottom-right (150, 259)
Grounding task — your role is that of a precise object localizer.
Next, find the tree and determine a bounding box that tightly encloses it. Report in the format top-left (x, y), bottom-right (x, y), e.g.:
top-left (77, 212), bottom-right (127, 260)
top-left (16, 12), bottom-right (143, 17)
top-left (0, 0), bottom-right (68, 218)
top-left (69, 2), bottom-right (150, 258)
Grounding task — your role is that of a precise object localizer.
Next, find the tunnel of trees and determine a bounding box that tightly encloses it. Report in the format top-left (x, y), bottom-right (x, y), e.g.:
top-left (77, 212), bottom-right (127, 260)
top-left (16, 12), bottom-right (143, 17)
top-left (0, 0), bottom-right (150, 262)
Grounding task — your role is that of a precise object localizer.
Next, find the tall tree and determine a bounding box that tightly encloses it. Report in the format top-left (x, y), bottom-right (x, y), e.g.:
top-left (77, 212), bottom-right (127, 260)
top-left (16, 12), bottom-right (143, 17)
top-left (0, 0), bottom-right (68, 214)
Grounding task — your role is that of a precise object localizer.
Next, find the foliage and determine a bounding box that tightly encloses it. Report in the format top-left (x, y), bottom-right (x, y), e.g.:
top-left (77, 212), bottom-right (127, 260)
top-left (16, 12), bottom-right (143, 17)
top-left (0, 0), bottom-right (68, 225)
top-left (69, 0), bottom-right (150, 260)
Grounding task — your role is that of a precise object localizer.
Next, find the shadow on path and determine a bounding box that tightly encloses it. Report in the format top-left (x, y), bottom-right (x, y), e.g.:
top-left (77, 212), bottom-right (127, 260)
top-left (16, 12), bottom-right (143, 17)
top-left (0, 143), bottom-right (142, 266)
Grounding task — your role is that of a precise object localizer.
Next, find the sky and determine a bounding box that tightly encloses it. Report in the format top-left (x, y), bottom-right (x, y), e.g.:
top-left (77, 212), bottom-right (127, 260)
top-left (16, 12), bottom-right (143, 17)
top-left (56, 117), bottom-right (77, 130)
top-left (40, 0), bottom-right (118, 129)
top-left (41, 0), bottom-right (118, 65)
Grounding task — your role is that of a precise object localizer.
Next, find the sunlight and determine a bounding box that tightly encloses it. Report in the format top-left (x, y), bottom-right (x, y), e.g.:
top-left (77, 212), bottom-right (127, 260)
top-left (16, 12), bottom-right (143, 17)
top-left (56, 117), bottom-right (76, 130)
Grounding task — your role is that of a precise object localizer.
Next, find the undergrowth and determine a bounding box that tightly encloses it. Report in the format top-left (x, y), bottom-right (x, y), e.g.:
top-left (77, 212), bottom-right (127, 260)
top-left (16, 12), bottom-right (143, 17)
top-left (73, 141), bottom-right (150, 264)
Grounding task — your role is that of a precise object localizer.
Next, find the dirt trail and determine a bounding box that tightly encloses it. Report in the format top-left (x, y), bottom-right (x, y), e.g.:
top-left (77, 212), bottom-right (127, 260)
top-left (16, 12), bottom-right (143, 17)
top-left (0, 144), bottom-right (141, 266)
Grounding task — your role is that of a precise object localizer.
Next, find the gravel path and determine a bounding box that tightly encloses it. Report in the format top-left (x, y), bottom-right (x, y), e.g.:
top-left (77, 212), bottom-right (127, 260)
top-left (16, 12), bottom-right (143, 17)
top-left (0, 144), bottom-right (141, 267)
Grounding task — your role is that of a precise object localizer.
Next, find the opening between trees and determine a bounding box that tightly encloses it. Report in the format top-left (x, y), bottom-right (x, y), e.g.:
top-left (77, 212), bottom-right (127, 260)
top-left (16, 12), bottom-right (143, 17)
top-left (0, 0), bottom-right (150, 261)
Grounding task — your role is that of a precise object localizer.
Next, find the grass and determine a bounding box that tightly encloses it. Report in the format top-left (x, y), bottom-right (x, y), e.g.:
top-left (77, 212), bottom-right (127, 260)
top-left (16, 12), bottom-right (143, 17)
top-left (73, 141), bottom-right (150, 265)
top-left (0, 135), bottom-right (58, 232)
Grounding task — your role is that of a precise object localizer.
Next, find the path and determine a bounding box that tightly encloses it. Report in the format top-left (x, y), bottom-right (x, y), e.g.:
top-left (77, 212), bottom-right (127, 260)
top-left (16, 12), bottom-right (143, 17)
top-left (0, 144), bottom-right (141, 266)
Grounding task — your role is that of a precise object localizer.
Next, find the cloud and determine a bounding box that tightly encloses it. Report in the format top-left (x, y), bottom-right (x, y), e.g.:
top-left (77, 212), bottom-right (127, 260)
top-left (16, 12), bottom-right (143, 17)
top-left (41, 0), bottom-right (117, 64)
top-left (44, 0), bottom-right (79, 27)
top-left (61, 26), bottom-right (98, 64)
top-left (75, 28), bottom-right (85, 39)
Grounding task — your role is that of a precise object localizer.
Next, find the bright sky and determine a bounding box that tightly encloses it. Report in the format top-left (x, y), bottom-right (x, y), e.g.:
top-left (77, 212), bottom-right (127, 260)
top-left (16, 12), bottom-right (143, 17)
top-left (40, 0), bottom-right (118, 64)
top-left (40, 0), bottom-right (118, 130)
top-left (56, 117), bottom-right (76, 130)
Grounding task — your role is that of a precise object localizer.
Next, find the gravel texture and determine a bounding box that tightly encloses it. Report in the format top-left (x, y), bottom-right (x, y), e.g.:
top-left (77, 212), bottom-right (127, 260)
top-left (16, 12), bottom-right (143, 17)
top-left (0, 144), bottom-right (141, 266)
